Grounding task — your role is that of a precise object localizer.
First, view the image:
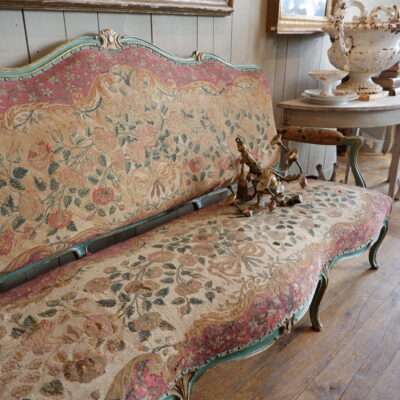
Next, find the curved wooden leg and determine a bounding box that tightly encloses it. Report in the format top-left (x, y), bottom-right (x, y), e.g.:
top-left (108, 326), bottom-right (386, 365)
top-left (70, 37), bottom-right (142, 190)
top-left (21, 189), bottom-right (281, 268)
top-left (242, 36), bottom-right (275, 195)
top-left (310, 265), bottom-right (329, 332)
top-left (369, 221), bottom-right (389, 270)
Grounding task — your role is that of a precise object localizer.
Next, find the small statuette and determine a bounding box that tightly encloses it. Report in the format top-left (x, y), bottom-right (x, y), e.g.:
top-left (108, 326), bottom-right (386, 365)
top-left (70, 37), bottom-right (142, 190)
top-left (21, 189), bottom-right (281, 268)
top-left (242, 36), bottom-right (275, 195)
top-left (96, 29), bottom-right (123, 50)
top-left (230, 135), bottom-right (305, 217)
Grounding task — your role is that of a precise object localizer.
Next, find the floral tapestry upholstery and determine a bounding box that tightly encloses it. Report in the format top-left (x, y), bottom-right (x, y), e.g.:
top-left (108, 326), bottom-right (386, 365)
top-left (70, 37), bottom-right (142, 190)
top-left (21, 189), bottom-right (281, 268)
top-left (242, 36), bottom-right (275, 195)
top-left (0, 46), bottom-right (279, 275)
top-left (0, 180), bottom-right (391, 400)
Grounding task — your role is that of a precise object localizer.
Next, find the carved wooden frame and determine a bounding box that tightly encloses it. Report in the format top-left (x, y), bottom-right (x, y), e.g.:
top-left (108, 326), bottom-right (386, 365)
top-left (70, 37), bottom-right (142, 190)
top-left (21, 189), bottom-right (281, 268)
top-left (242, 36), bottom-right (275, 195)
top-left (267, 0), bottom-right (334, 34)
top-left (0, 0), bottom-right (234, 16)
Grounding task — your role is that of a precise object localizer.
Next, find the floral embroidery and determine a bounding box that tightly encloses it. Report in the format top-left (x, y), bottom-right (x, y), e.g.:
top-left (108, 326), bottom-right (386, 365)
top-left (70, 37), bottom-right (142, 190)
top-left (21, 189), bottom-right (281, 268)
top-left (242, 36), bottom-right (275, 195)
top-left (0, 43), bottom-right (392, 400)
top-left (0, 48), bottom-right (277, 275)
top-left (0, 180), bottom-right (391, 400)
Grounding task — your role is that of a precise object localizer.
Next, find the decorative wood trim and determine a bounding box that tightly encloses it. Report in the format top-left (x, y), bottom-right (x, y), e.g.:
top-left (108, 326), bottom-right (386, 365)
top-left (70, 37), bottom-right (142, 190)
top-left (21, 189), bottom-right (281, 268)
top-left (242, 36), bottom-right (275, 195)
top-left (170, 371), bottom-right (196, 400)
top-left (0, 0), bottom-right (234, 16)
top-left (267, 0), bottom-right (334, 34)
top-left (0, 30), bottom-right (259, 82)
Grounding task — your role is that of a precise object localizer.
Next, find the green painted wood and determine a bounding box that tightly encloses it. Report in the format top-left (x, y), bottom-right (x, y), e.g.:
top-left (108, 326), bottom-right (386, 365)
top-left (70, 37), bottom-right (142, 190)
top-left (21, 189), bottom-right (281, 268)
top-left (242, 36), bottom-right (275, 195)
top-left (0, 187), bottom-right (231, 291)
top-left (0, 34), bottom-right (260, 82)
top-left (344, 137), bottom-right (366, 188)
top-left (160, 296), bottom-right (313, 400)
top-left (369, 219), bottom-right (389, 270)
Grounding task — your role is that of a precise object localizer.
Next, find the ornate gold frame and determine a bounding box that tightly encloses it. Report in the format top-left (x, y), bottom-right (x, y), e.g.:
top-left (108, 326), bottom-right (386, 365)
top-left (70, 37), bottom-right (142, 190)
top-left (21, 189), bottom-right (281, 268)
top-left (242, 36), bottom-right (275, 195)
top-left (0, 0), bottom-right (234, 16)
top-left (267, 0), bottom-right (334, 34)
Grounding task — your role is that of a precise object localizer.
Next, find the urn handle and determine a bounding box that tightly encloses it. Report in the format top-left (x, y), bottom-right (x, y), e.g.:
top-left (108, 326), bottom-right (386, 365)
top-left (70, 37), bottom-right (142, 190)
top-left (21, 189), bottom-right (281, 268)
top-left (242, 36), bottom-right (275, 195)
top-left (332, 0), bottom-right (367, 60)
top-left (370, 5), bottom-right (400, 24)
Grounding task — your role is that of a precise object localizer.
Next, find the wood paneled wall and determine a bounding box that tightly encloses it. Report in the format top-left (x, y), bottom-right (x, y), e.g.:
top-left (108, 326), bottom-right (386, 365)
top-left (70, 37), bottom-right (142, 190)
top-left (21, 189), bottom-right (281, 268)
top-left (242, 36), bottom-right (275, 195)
top-left (0, 0), bottom-right (335, 175)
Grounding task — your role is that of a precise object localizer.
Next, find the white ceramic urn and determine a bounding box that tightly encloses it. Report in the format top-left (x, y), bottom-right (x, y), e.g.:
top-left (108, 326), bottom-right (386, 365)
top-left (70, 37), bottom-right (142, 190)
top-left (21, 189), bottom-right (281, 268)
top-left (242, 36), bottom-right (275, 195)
top-left (323, 0), bottom-right (400, 94)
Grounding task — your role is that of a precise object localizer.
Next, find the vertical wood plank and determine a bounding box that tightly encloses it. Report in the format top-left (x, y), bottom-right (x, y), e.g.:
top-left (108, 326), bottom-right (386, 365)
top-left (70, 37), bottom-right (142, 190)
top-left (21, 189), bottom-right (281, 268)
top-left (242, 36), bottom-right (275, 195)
top-left (296, 35), bottom-right (324, 96)
top-left (64, 11), bottom-right (99, 39)
top-left (197, 16), bottom-right (214, 53)
top-left (247, 0), bottom-right (278, 95)
top-left (98, 13), bottom-right (151, 40)
top-left (152, 15), bottom-right (197, 58)
top-left (283, 36), bottom-right (302, 101)
top-left (282, 35), bottom-right (311, 174)
top-left (24, 10), bottom-right (67, 62)
top-left (230, 0), bottom-right (252, 64)
top-left (294, 35), bottom-right (328, 175)
top-left (319, 33), bottom-right (336, 177)
top-left (213, 14), bottom-right (233, 61)
top-left (0, 10), bottom-right (29, 68)
top-left (272, 35), bottom-right (288, 126)
top-left (319, 33), bottom-right (333, 70)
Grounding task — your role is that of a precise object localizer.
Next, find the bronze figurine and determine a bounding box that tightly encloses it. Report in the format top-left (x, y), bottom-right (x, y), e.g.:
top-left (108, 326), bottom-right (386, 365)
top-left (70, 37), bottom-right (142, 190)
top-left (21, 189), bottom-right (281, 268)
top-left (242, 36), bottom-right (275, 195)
top-left (228, 135), bottom-right (305, 216)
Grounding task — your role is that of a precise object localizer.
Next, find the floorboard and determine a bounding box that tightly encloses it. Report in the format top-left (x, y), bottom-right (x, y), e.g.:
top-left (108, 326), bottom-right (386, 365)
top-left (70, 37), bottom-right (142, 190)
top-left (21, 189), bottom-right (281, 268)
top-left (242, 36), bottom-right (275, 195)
top-left (192, 154), bottom-right (400, 400)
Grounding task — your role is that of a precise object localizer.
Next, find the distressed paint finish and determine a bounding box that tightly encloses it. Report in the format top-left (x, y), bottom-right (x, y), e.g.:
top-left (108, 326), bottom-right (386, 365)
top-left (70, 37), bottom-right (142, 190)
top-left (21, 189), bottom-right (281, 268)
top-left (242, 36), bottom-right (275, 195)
top-left (324, 0), bottom-right (400, 94)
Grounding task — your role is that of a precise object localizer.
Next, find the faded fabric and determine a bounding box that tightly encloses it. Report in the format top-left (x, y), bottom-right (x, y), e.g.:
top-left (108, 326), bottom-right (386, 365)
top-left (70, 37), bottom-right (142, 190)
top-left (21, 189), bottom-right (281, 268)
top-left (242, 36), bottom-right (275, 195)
top-left (0, 180), bottom-right (391, 400)
top-left (0, 47), bottom-right (278, 275)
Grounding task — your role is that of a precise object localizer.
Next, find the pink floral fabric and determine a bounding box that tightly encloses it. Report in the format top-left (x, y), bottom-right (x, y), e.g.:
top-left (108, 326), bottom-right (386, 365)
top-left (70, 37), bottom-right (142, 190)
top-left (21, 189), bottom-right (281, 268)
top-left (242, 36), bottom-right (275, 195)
top-left (0, 47), bottom-right (279, 275)
top-left (0, 180), bottom-right (391, 400)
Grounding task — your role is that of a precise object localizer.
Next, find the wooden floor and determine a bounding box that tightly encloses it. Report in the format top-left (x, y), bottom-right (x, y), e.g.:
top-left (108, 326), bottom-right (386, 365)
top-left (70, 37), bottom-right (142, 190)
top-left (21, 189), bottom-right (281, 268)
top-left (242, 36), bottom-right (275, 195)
top-left (193, 153), bottom-right (400, 400)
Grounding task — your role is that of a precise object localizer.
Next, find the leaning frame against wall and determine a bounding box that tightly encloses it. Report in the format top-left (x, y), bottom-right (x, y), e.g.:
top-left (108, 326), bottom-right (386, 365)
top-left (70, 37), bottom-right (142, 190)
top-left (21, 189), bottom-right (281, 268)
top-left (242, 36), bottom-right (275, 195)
top-left (0, 0), bottom-right (234, 16)
top-left (267, 0), bottom-right (334, 34)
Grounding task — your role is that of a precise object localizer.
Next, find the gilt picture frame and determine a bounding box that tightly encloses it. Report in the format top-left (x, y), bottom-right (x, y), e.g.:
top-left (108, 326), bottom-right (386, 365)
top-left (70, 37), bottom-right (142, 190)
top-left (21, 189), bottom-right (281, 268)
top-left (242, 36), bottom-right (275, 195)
top-left (0, 0), bottom-right (234, 16)
top-left (267, 0), bottom-right (334, 34)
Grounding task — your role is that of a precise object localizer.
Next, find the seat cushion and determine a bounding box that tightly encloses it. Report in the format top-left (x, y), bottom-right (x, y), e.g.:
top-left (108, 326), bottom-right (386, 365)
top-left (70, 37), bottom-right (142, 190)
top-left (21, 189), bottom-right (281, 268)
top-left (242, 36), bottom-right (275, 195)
top-left (0, 181), bottom-right (391, 400)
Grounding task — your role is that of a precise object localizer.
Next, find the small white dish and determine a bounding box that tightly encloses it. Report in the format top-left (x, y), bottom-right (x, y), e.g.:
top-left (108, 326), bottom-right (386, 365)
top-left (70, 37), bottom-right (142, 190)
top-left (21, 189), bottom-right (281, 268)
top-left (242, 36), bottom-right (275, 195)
top-left (304, 88), bottom-right (358, 100)
top-left (308, 69), bottom-right (349, 96)
top-left (301, 91), bottom-right (358, 105)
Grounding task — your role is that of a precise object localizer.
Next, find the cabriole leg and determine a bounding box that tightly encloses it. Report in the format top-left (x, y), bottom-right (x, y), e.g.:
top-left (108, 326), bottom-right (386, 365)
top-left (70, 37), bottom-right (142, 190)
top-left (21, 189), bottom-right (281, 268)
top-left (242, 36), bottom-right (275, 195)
top-left (310, 265), bottom-right (329, 332)
top-left (369, 221), bottom-right (389, 270)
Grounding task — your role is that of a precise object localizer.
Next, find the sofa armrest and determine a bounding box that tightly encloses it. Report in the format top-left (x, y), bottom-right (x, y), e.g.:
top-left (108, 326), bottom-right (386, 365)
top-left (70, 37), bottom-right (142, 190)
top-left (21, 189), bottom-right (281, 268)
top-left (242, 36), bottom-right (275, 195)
top-left (278, 126), bottom-right (366, 188)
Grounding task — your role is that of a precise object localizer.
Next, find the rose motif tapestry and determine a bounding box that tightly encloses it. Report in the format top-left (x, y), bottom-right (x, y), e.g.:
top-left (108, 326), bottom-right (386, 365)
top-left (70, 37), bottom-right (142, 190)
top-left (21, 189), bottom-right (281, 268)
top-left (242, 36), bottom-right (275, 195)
top-left (0, 47), bottom-right (279, 275)
top-left (0, 181), bottom-right (391, 400)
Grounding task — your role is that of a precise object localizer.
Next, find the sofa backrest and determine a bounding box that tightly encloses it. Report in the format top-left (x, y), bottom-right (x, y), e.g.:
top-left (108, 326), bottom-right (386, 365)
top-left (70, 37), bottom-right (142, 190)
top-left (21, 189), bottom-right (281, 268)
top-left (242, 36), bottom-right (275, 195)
top-left (0, 30), bottom-right (279, 275)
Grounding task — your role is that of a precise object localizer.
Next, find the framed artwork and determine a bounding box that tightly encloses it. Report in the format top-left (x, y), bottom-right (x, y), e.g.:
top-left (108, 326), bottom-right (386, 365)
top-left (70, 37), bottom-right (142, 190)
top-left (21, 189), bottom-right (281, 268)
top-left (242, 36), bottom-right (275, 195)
top-left (0, 0), bottom-right (234, 16)
top-left (267, 0), bottom-right (334, 34)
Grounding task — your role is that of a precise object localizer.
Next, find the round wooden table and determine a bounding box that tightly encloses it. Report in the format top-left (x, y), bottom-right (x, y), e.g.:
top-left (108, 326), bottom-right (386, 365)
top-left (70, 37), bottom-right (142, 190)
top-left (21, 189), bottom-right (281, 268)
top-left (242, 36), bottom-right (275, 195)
top-left (278, 96), bottom-right (400, 198)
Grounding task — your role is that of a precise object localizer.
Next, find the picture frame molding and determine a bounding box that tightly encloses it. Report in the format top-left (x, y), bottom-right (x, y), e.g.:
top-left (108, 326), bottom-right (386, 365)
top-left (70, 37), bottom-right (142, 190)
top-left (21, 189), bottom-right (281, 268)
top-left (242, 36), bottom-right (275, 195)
top-left (0, 0), bottom-right (234, 16)
top-left (267, 0), bottom-right (335, 34)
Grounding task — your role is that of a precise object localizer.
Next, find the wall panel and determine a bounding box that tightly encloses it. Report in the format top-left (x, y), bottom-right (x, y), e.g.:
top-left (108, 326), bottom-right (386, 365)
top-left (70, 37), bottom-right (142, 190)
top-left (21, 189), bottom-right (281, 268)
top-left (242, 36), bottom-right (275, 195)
top-left (24, 10), bottom-right (67, 61)
top-left (213, 13), bottom-right (232, 62)
top-left (0, 10), bottom-right (28, 67)
top-left (64, 11), bottom-right (99, 39)
top-left (197, 16), bottom-right (214, 53)
top-left (230, 0), bottom-right (252, 64)
top-left (152, 14), bottom-right (197, 58)
top-left (98, 13), bottom-right (151, 40)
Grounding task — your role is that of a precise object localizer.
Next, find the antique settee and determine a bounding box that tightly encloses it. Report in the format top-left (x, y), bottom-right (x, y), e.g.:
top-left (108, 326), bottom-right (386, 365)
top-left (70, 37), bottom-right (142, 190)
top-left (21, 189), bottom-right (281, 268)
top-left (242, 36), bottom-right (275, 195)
top-left (0, 30), bottom-right (391, 400)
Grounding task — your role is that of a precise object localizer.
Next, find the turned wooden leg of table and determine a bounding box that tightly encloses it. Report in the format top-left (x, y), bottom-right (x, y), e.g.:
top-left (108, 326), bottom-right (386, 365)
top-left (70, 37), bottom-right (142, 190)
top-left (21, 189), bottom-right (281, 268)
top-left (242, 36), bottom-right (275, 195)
top-left (388, 125), bottom-right (400, 199)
